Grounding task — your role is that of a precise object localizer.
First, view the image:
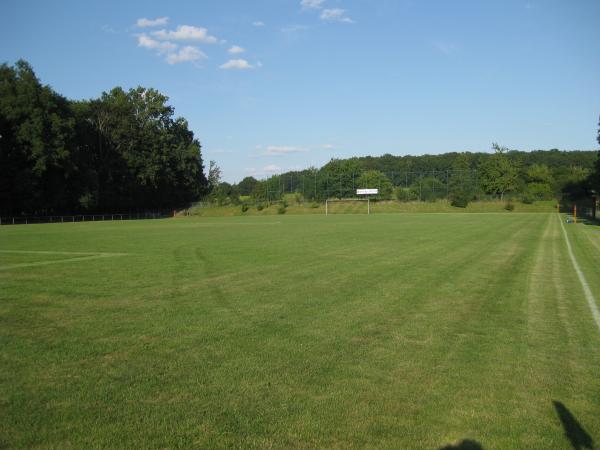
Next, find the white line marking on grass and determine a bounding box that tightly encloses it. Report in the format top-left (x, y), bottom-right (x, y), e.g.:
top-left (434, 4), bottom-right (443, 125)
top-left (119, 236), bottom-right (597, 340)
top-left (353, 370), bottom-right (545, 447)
top-left (0, 250), bottom-right (129, 271)
top-left (558, 215), bottom-right (600, 332)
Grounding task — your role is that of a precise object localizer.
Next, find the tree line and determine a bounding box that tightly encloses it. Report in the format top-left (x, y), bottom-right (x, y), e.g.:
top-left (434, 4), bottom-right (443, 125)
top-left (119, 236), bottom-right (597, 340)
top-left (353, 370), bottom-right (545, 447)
top-left (0, 60), bottom-right (207, 215)
top-left (209, 142), bottom-right (600, 207)
top-left (2, 60), bottom-right (598, 215)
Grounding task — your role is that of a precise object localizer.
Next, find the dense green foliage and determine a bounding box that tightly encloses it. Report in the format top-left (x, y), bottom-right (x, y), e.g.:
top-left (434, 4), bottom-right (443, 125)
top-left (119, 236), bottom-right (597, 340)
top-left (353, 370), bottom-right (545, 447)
top-left (0, 60), bottom-right (207, 215)
top-left (215, 147), bottom-right (597, 206)
top-left (1, 214), bottom-right (599, 448)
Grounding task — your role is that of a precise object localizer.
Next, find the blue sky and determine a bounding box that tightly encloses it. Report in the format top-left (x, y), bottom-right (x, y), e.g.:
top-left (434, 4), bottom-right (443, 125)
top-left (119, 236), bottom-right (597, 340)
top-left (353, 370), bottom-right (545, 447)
top-left (2, 0), bottom-right (599, 182)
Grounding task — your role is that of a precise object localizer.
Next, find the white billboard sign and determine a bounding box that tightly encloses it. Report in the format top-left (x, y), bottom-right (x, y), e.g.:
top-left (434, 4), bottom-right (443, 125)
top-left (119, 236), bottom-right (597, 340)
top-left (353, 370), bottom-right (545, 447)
top-left (356, 189), bottom-right (378, 195)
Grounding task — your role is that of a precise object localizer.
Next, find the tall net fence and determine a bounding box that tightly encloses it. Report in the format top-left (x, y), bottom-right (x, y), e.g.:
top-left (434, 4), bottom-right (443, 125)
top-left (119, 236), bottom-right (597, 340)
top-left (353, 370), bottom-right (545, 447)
top-left (256, 169), bottom-right (480, 202)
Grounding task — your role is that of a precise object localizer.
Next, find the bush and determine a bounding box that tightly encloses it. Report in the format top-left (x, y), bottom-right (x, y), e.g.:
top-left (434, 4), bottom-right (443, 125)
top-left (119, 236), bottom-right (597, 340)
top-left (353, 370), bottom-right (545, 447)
top-left (450, 188), bottom-right (470, 208)
top-left (277, 205), bottom-right (286, 214)
top-left (282, 199), bottom-right (289, 208)
top-left (256, 203), bottom-right (264, 211)
top-left (504, 201), bottom-right (515, 211)
top-left (241, 204), bottom-right (249, 213)
top-left (310, 202), bottom-right (320, 208)
top-left (451, 196), bottom-right (469, 208)
top-left (294, 192), bottom-right (304, 204)
top-left (521, 192), bottom-right (535, 204)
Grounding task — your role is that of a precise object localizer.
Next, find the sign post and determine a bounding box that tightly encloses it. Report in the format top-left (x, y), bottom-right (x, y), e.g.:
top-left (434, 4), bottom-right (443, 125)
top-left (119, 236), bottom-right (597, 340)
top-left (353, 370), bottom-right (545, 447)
top-left (356, 189), bottom-right (378, 215)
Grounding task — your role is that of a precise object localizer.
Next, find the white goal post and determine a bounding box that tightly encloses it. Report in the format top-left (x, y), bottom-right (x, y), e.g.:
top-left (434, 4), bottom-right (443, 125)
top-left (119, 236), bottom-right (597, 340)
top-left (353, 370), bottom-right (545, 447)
top-left (325, 188), bottom-right (378, 215)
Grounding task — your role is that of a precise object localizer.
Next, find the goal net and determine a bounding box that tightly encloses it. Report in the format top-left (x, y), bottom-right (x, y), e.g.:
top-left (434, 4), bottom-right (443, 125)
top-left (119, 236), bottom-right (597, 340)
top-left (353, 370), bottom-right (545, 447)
top-left (325, 199), bottom-right (370, 215)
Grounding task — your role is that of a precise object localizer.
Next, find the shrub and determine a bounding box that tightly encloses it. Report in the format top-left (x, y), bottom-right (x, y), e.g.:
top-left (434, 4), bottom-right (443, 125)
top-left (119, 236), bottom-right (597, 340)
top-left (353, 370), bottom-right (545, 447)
top-left (504, 201), bottom-right (515, 211)
top-left (277, 205), bottom-right (286, 214)
top-left (451, 195), bottom-right (469, 208)
top-left (294, 192), bottom-right (304, 204)
top-left (282, 199), bottom-right (289, 208)
top-left (450, 188), bottom-right (470, 208)
top-left (256, 203), bottom-right (264, 211)
top-left (521, 192), bottom-right (535, 204)
top-left (241, 204), bottom-right (249, 213)
top-left (310, 202), bottom-right (320, 208)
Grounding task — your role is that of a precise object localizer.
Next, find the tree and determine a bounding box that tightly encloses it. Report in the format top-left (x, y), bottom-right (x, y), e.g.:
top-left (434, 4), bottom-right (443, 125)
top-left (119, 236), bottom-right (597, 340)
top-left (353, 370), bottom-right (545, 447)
top-left (0, 60), bottom-right (77, 214)
top-left (320, 158), bottom-right (362, 198)
top-left (211, 182), bottom-right (239, 205)
top-left (207, 160), bottom-right (222, 192)
top-left (356, 170), bottom-right (393, 199)
top-left (449, 153), bottom-right (475, 207)
top-left (561, 166), bottom-right (590, 201)
top-left (409, 176), bottom-right (446, 202)
top-left (237, 176), bottom-right (258, 196)
top-left (0, 60), bottom-right (207, 214)
top-left (525, 164), bottom-right (554, 200)
top-left (479, 143), bottom-right (520, 200)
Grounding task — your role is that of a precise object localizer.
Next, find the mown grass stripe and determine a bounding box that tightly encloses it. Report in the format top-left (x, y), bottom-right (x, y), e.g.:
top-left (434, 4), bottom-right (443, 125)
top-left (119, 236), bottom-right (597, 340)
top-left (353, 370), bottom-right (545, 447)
top-left (558, 214), bottom-right (600, 332)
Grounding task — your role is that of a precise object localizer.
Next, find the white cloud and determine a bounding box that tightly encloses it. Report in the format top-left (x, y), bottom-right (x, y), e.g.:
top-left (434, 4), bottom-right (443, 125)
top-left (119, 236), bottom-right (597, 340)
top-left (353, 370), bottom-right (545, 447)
top-left (252, 21), bottom-right (265, 27)
top-left (219, 59), bottom-right (255, 70)
top-left (301, 0), bottom-right (325, 9)
top-left (320, 8), bottom-right (354, 23)
top-left (322, 144), bottom-right (335, 149)
top-left (263, 146), bottom-right (309, 155)
top-left (138, 34), bottom-right (177, 53)
top-left (263, 164), bottom-right (283, 173)
top-left (166, 46), bottom-right (206, 64)
top-left (245, 164), bottom-right (283, 177)
top-left (153, 25), bottom-right (218, 43)
top-left (137, 17), bottom-right (169, 28)
top-left (137, 29), bottom-right (208, 65)
top-left (228, 45), bottom-right (245, 54)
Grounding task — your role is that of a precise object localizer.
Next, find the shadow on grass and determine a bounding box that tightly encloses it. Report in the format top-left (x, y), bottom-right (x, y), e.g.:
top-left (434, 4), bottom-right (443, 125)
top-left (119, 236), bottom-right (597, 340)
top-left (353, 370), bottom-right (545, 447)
top-left (439, 439), bottom-right (484, 450)
top-left (578, 216), bottom-right (600, 227)
top-left (553, 401), bottom-right (595, 450)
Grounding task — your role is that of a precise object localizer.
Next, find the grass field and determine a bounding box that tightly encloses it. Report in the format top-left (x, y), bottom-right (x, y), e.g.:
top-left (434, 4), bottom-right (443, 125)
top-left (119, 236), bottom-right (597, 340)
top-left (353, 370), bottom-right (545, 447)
top-left (1, 213), bottom-right (599, 449)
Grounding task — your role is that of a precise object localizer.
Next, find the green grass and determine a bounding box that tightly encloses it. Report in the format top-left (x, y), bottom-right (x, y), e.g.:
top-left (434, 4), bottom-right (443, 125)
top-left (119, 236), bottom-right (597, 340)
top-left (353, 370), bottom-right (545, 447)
top-left (1, 213), bottom-right (599, 449)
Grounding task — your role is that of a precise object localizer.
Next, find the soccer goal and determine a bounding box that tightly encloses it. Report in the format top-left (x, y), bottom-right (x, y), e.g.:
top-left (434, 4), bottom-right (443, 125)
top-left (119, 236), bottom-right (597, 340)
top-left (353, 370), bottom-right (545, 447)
top-left (325, 198), bottom-right (371, 215)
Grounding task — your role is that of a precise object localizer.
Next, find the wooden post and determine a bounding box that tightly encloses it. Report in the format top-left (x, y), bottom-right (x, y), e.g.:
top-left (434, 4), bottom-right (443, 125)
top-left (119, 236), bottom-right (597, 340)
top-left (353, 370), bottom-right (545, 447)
top-left (573, 204), bottom-right (577, 224)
